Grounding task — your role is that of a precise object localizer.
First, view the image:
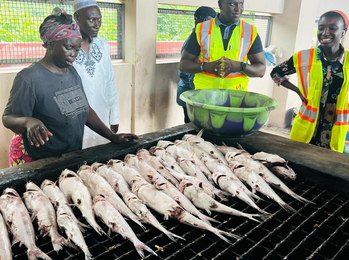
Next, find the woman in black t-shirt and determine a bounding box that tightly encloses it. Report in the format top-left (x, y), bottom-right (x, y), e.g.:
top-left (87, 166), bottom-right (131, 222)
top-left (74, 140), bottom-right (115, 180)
top-left (2, 9), bottom-right (138, 166)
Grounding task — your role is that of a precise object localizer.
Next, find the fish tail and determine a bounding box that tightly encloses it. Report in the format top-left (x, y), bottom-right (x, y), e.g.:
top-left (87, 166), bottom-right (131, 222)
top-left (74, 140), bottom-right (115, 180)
top-left (165, 231), bottom-right (186, 242)
top-left (28, 247), bottom-right (53, 260)
top-left (131, 216), bottom-right (147, 231)
top-left (92, 223), bottom-right (106, 236)
top-left (77, 220), bottom-right (91, 231)
top-left (219, 230), bottom-right (241, 240)
top-left (135, 241), bottom-right (157, 258)
top-left (250, 192), bottom-right (267, 202)
top-left (83, 248), bottom-right (93, 260)
top-left (52, 234), bottom-right (68, 252)
top-left (201, 214), bottom-right (220, 224)
top-left (248, 213), bottom-right (269, 222)
top-left (279, 201), bottom-right (296, 213)
top-left (289, 191), bottom-right (315, 204)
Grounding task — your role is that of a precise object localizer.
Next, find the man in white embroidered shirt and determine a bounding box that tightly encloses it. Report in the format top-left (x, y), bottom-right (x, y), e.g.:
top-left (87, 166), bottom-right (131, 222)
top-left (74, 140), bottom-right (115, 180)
top-left (73, 0), bottom-right (120, 148)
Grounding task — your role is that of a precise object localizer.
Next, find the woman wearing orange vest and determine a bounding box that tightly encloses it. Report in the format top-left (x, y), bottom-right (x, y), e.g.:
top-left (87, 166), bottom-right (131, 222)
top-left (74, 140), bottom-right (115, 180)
top-left (270, 10), bottom-right (349, 152)
top-left (179, 0), bottom-right (266, 91)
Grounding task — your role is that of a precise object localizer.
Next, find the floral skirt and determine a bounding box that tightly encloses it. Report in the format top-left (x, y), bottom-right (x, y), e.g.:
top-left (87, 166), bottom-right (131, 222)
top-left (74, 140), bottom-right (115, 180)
top-left (8, 134), bottom-right (34, 167)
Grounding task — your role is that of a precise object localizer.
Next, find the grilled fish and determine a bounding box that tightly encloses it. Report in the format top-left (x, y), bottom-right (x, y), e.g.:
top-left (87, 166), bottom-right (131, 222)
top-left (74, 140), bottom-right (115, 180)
top-left (201, 154), bottom-right (262, 202)
top-left (58, 169), bottom-right (105, 236)
top-left (41, 180), bottom-right (89, 231)
top-left (56, 206), bottom-right (92, 260)
top-left (177, 157), bottom-right (228, 200)
top-left (137, 149), bottom-right (179, 186)
top-left (163, 143), bottom-right (212, 179)
top-left (107, 159), bottom-right (144, 186)
top-left (211, 170), bottom-right (270, 215)
top-left (230, 162), bottom-right (295, 212)
top-left (179, 179), bottom-right (264, 222)
top-left (77, 165), bottom-right (145, 230)
top-left (92, 162), bottom-right (184, 242)
top-left (182, 130), bottom-right (228, 164)
top-left (23, 182), bottom-right (68, 252)
top-left (132, 178), bottom-right (239, 243)
top-left (150, 146), bottom-right (187, 176)
top-left (226, 153), bottom-right (312, 204)
top-left (93, 195), bottom-right (157, 258)
top-left (125, 154), bottom-right (216, 225)
top-left (252, 152), bottom-right (296, 180)
top-left (0, 211), bottom-right (12, 260)
top-left (0, 188), bottom-right (52, 260)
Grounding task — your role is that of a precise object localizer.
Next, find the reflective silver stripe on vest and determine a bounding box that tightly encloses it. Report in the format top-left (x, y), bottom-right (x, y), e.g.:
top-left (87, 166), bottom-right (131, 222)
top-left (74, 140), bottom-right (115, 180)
top-left (336, 113), bottom-right (348, 123)
top-left (200, 20), bottom-right (212, 62)
top-left (238, 21), bottom-right (252, 61)
top-left (300, 104), bottom-right (317, 121)
top-left (299, 49), bottom-right (311, 97)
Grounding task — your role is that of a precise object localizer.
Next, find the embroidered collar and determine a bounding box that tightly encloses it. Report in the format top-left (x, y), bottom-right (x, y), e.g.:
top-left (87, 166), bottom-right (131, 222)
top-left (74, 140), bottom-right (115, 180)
top-left (317, 44), bottom-right (345, 64)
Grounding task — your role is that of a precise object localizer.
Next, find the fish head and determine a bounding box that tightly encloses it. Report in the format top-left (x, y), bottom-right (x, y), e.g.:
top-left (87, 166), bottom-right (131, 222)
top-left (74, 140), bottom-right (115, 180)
top-left (136, 149), bottom-right (152, 161)
top-left (40, 179), bottom-right (56, 191)
top-left (59, 169), bottom-right (78, 185)
top-left (25, 182), bottom-right (41, 192)
top-left (93, 194), bottom-right (106, 204)
top-left (178, 180), bottom-right (193, 193)
top-left (252, 152), bottom-right (287, 164)
top-left (77, 164), bottom-right (93, 174)
top-left (91, 162), bottom-right (105, 172)
top-left (229, 160), bottom-right (244, 169)
top-left (157, 140), bottom-right (175, 149)
top-left (177, 157), bottom-right (187, 166)
top-left (182, 133), bottom-right (196, 141)
top-left (2, 188), bottom-right (20, 198)
top-left (211, 171), bottom-right (224, 184)
top-left (107, 159), bottom-right (125, 170)
top-left (124, 154), bottom-right (137, 164)
top-left (149, 146), bottom-right (165, 155)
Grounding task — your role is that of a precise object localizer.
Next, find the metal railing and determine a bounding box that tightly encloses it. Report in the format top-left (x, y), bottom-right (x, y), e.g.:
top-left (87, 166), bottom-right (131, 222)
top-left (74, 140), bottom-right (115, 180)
top-left (156, 7), bottom-right (273, 59)
top-left (0, 0), bottom-right (124, 65)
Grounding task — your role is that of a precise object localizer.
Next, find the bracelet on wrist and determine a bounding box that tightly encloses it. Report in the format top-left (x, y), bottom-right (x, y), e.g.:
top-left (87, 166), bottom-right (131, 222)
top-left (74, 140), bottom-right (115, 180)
top-left (240, 62), bottom-right (247, 72)
top-left (200, 62), bottom-right (206, 72)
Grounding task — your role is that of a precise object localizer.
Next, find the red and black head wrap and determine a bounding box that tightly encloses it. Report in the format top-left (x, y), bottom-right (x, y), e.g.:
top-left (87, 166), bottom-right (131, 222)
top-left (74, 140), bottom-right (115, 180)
top-left (39, 7), bottom-right (81, 47)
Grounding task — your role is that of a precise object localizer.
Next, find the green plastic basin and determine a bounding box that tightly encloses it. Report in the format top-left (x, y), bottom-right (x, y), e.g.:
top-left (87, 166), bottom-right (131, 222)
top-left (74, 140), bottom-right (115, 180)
top-left (180, 89), bottom-right (279, 136)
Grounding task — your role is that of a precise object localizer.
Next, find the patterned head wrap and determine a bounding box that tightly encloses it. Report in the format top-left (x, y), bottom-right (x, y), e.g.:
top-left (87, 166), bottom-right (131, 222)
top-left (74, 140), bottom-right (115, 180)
top-left (39, 7), bottom-right (81, 47)
top-left (321, 10), bottom-right (349, 29)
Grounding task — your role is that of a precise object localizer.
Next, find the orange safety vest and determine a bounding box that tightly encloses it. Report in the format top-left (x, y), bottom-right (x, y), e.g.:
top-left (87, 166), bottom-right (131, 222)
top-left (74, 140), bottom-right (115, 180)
top-left (291, 48), bottom-right (349, 152)
top-left (194, 19), bottom-right (257, 90)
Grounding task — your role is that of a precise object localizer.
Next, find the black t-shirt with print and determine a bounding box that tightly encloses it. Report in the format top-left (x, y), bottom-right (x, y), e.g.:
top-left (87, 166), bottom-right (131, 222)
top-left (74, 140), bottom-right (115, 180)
top-left (4, 62), bottom-right (89, 160)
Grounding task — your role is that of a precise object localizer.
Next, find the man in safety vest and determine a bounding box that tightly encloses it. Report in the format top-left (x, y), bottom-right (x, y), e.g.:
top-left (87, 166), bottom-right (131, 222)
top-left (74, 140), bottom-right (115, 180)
top-left (270, 10), bottom-right (349, 152)
top-left (179, 0), bottom-right (266, 91)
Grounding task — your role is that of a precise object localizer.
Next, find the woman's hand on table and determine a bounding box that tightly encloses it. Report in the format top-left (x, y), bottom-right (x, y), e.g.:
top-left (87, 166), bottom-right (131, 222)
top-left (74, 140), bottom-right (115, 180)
top-left (110, 133), bottom-right (139, 143)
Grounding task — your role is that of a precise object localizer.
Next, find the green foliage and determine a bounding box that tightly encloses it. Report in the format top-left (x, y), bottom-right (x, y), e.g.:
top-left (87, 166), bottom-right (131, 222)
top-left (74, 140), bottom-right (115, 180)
top-left (0, 2), bottom-right (257, 45)
top-left (0, 1), bottom-right (117, 43)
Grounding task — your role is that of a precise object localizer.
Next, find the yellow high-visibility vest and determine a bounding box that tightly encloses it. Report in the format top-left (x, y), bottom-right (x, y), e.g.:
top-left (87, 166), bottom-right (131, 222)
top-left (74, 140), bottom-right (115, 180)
top-left (291, 47), bottom-right (349, 152)
top-left (194, 19), bottom-right (258, 91)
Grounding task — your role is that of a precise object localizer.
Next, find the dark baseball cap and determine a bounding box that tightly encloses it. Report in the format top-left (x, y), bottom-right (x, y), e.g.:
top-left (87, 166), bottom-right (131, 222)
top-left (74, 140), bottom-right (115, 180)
top-left (194, 6), bottom-right (216, 20)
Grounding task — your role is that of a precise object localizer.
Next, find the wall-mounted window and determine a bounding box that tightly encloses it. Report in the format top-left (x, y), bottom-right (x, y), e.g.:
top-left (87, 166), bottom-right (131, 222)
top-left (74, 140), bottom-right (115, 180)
top-left (0, 0), bottom-right (124, 66)
top-left (156, 5), bottom-right (273, 60)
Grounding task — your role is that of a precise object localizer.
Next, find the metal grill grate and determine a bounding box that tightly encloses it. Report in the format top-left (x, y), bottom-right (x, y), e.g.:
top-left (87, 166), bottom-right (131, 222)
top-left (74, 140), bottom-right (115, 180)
top-left (9, 171), bottom-right (349, 260)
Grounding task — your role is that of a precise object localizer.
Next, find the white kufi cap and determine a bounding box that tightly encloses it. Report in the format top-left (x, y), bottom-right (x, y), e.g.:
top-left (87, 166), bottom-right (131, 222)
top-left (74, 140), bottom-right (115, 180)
top-left (73, 0), bottom-right (98, 12)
